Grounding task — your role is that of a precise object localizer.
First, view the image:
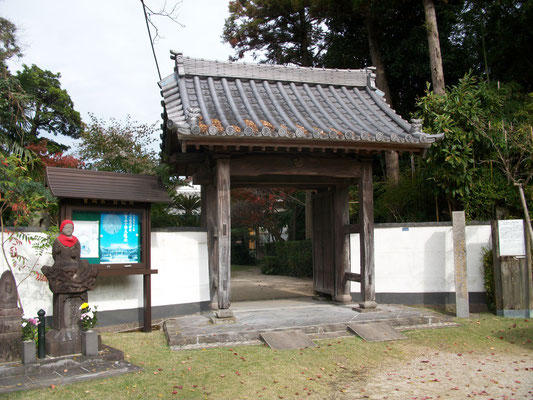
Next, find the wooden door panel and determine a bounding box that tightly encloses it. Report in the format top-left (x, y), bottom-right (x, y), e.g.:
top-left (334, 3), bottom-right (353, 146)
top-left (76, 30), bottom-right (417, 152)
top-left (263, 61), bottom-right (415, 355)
top-left (312, 191), bottom-right (334, 295)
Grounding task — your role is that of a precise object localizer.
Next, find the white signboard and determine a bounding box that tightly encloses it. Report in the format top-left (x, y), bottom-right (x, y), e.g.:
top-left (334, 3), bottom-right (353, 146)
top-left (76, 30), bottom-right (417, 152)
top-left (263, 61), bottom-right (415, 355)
top-left (74, 220), bottom-right (100, 258)
top-left (498, 219), bottom-right (526, 257)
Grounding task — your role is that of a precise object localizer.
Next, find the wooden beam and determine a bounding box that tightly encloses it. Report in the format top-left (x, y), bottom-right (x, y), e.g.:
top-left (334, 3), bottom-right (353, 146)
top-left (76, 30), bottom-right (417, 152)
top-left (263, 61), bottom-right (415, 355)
top-left (216, 159), bottom-right (231, 309)
top-left (230, 155), bottom-right (362, 178)
top-left (333, 185), bottom-right (352, 302)
top-left (205, 184), bottom-right (218, 309)
top-left (343, 224), bottom-right (361, 234)
top-left (359, 159), bottom-right (375, 303)
top-left (178, 136), bottom-right (430, 153)
top-left (231, 175), bottom-right (356, 188)
top-left (344, 272), bottom-right (361, 282)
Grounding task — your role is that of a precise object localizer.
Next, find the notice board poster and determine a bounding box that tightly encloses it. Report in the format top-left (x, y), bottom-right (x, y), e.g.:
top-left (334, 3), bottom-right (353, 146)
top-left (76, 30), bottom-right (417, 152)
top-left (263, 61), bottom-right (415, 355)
top-left (72, 211), bottom-right (141, 264)
top-left (100, 213), bottom-right (140, 263)
top-left (498, 219), bottom-right (526, 257)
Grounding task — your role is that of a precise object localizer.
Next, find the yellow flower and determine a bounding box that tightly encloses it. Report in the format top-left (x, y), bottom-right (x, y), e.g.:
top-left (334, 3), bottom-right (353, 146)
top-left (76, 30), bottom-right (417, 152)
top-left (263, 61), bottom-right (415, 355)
top-left (80, 302), bottom-right (89, 310)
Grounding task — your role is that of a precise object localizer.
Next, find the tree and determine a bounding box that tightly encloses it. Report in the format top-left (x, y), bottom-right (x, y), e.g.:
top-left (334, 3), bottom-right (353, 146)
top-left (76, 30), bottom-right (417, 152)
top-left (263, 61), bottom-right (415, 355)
top-left (223, 0), bottom-right (326, 66)
top-left (423, 0), bottom-right (445, 95)
top-left (1, 18), bottom-right (82, 156)
top-left (232, 188), bottom-right (305, 242)
top-left (16, 64), bottom-right (83, 150)
top-left (417, 73), bottom-right (529, 220)
top-left (25, 139), bottom-right (83, 169)
top-left (77, 114), bottom-right (158, 175)
top-left (173, 193), bottom-right (201, 215)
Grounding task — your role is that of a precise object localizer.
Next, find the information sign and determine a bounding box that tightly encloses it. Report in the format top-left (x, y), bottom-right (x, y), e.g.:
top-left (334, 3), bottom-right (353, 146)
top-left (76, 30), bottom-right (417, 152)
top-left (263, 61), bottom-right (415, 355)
top-left (498, 219), bottom-right (526, 257)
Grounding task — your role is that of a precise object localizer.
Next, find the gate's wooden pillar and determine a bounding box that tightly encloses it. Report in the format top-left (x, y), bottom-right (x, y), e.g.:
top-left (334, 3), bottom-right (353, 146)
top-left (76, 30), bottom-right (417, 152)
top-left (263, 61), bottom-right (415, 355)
top-left (216, 158), bottom-right (231, 309)
top-left (205, 184), bottom-right (219, 310)
top-left (333, 185), bottom-right (351, 302)
top-left (359, 159), bottom-right (376, 305)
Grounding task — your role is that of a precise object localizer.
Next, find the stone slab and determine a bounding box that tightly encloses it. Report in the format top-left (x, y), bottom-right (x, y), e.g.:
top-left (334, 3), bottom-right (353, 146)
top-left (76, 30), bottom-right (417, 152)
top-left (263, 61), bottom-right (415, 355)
top-left (165, 298), bottom-right (453, 349)
top-left (347, 322), bottom-right (407, 342)
top-left (260, 330), bottom-right (316, 350)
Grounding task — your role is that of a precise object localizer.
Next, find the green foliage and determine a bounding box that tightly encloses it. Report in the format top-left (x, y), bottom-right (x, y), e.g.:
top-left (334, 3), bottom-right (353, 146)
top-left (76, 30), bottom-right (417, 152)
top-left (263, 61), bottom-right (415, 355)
top-left (417, 73), bottom-right (530, 220)
top-left (373, 171), bottom-right (435, 223)
top-left (481, 247), bottom-right (495, 313)
top-left (223, 0), bottom-right (326, 66)
top-left (16, 64), bottom-right (82, 147)
top-left (262, 240), bottom-right (312, 277)
top-left (77, 114), bottom-right (158, 175)
top-left (0, 153), bottom-right (57, 226)
top-left (1, 18), bottom-right (81, 157)
top-left (231, 227), bottom-right (256, 265)
top-left (172, 194), bottom-right (201, 215)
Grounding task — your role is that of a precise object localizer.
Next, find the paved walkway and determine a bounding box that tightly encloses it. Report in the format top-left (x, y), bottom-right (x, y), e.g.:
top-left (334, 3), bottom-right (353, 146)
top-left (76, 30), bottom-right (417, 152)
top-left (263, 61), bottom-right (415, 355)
top-left (0, 346), bottom-right (141, 394)
top-left (231, 266), bottom-right (313, 301)
top-left (164, 297), bottom-right (456, 350)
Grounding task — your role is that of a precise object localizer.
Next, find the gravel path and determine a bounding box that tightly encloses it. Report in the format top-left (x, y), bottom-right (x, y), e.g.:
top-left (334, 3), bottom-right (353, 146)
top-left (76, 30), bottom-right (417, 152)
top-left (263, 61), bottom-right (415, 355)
top-left (340, 348), bottom-right (533, 399)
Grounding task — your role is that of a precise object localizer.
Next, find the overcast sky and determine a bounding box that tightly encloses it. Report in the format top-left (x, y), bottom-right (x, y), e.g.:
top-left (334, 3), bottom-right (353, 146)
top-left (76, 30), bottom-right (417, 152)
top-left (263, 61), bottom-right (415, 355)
top-left (2, 0), bottom-right (241, 150)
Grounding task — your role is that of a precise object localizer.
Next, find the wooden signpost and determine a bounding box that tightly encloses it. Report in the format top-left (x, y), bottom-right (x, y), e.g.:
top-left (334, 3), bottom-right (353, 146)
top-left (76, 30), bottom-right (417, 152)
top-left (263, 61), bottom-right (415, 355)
top-left (491, 219), bottom-right (533, 318)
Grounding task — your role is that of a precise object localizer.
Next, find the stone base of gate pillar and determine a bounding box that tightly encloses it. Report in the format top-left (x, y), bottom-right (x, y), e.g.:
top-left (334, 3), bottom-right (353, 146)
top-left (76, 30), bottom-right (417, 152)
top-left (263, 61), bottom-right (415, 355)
top-left (353, 301), bottom-right (380, 313)
top-left (334, 294), bottom-right (353, 304)
top-left (210, 309), bottom-right (236, 325)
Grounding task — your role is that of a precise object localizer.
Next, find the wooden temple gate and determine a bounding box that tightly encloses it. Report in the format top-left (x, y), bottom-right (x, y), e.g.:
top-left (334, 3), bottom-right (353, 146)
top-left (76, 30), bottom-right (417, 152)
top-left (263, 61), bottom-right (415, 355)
top-left (159, 53), bottom-right (442, 312)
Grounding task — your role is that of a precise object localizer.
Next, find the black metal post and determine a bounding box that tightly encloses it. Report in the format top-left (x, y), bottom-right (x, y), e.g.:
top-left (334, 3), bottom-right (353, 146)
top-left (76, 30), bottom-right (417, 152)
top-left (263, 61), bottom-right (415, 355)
top-left (37, 309), bottom-right (46, 359)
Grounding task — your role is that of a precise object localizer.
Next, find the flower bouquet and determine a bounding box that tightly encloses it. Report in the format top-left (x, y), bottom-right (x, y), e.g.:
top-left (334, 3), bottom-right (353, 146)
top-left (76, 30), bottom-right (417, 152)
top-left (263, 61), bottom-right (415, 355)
top-left (21, 317), bottom-right (39, 342)
top-left (79, 302), bottom-right (98, 331)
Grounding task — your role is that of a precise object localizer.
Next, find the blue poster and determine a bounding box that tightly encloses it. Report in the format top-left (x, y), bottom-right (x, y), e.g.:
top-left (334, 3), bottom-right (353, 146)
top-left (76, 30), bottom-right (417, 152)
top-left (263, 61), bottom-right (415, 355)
top-left (99, 213), bottom-right (140, 263)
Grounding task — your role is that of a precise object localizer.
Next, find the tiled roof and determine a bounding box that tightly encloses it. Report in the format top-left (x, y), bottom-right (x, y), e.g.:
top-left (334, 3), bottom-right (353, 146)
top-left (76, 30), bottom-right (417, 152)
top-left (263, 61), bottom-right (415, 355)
top-left (159, 52), bottom-right (443, 148)
top-left (46, 167), bottom-right (171, 203)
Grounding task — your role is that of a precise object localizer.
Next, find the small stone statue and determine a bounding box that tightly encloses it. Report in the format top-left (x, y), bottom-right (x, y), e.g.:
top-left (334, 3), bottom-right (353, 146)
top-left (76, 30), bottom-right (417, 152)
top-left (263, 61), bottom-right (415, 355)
top-left (42, 220), bottom-right (97, 293)
top-left (41, 220), bottom-right (98, 356)
top-left (0, 271), bottom-right (23, 362)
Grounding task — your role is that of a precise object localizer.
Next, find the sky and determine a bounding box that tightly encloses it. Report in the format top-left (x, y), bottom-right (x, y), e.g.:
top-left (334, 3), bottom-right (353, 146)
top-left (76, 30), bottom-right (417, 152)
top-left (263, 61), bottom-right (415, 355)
top-left (1, 0), bottom-right (242, 150)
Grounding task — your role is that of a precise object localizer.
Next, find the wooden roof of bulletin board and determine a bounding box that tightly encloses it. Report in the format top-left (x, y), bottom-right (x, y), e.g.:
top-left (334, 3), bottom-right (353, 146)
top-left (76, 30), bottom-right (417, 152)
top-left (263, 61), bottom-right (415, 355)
top-left (159, 52), bottom-right (444, 156)
top-left (46, 167), bottom-right (171, 203)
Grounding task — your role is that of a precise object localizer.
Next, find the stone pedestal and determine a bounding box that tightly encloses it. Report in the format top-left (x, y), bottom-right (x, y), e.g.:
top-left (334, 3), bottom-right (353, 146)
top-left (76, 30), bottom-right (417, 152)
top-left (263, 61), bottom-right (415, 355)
top-left (22, 340), bottom-right (37, 364)
top-left (81, 330), bottom-right (99, 356)
top-left (353, 300), bottom-right (380, 313)
top-left (45, 293), bottom-right (87, 356)
top-left (210, 309), bottom-right (236, 324)
top-left (42, 253), bottom-right (97, 357)
top-left (0, 271), bottom-right (23, 362)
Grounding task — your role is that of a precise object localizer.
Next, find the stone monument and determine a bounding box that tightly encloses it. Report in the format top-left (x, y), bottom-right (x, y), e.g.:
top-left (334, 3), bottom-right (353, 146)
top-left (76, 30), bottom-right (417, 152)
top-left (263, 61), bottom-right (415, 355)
top-left (42, 220), bottom-right (98, 356)
top-left (0, 270), bottom-right (23, 362)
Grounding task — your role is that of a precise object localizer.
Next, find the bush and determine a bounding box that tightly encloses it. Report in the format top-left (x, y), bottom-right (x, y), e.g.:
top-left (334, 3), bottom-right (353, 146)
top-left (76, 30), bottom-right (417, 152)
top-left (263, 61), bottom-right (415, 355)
top-left (261, 240), bottom-right (312, 277)
top-left (481, 246), bottom-right (495, 313)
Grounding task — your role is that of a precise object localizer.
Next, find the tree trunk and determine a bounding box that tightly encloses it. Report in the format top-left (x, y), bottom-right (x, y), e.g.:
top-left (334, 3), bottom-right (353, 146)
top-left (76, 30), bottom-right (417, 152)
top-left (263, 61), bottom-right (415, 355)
top-left (384, 150), bottom-right (400, 184)
top-left (366, 4), bottom-right (398, 184)
top-left (365, 10), bottom-right (392, 105)
top-left (423, 0), bottom-right (445, 95)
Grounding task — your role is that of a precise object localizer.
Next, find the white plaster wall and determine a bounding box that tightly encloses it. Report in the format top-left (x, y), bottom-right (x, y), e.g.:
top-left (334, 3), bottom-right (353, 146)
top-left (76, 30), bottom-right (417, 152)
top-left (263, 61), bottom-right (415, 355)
top-left (1, 230), bottom-right (210, 318)
top-left (1, 225), bottom-right (491, 319)
top-left (0, 232), bottom-right (54, 318)
top-left (88, 231), bottom-right (210, 311)
top-left (350, 224), bottom-right (491, 293)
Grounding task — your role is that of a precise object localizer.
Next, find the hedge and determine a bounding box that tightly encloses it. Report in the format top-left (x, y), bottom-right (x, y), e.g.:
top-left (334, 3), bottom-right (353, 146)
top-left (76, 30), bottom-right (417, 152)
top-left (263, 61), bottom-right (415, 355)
top-left (261, 240), bottom-right (312, 278)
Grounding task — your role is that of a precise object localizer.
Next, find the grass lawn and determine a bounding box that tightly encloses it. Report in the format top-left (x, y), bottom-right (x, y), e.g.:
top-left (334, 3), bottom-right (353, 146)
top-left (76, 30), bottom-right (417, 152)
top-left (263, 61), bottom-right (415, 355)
top-left (3, 313), bottom-right (532, 399)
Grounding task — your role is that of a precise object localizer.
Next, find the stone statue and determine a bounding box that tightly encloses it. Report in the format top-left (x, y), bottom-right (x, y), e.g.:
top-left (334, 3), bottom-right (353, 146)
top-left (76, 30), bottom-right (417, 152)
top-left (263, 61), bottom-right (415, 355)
top-left (42, 220), bottom-right (97, 293)
top-left (0, 271), bottom-right (23, 362)
top-left (41, 220), bottom-right (98, 356)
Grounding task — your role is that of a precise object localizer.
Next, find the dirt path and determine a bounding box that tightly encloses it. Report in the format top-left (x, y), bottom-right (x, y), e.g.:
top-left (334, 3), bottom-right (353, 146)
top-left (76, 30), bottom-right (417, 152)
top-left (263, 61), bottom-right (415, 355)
top-left (339, 348), bottom-right (533, 399)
